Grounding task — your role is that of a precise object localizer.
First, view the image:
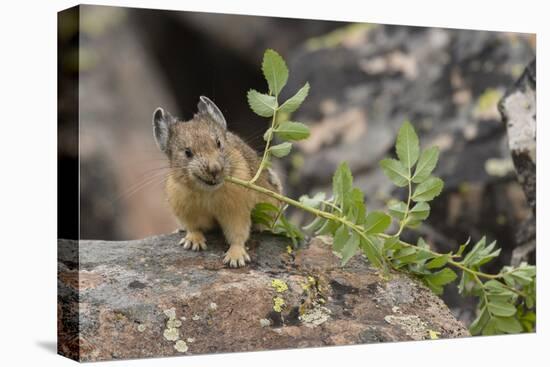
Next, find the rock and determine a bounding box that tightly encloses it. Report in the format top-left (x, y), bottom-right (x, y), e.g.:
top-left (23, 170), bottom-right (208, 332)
top-left (282, 24), bottom-right (535, 296)
top-left (74, 5), bottom-right (181, 240)
top-left (57, 232), bottom-right (468, 361)
top-left (499, 59), bottom-right (536, 212)
top-left (498, 59), bottom-right (536, 265)
top-left (285, 25), bottom-right (534, 203)
top-left (173, 12), bottom-right (345, 63)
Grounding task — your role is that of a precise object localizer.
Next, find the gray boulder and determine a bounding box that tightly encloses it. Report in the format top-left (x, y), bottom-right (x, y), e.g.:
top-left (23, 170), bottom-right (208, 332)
top-left (58, 232), bottom-right (468, 361)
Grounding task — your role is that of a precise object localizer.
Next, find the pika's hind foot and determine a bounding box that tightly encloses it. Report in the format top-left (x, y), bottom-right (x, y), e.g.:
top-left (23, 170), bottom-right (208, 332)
top-left (223, 245), bottom-right (251, 268)
top-left (179, 231), bottom-right (207, 251)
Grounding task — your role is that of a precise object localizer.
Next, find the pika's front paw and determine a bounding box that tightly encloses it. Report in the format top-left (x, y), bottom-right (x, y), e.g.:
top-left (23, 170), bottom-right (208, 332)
top-left (178, 231), bottom-right (207, 251)
top-left (223, 245), bottom-right (251, 268)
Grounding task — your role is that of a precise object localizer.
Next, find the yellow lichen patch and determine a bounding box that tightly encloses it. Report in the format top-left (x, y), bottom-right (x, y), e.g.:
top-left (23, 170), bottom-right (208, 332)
top-left (301, 276), bottom-right (316, 290)
top-left (174, 340), bottom-right (188, 353)
top-left (286, 245), bottom-right (293, 255)
top-left (271, 279), bottom-right (288, 293)
top-left (273, 297), bottom-right (285, 312)
top-left (428, 329), bottom-right (441, 340)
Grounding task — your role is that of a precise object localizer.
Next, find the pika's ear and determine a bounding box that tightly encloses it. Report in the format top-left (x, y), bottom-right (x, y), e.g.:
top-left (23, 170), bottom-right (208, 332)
top-left (152, 107), bottom-right (175, 153)
top-left (198, 96), bottom-right (227, 130)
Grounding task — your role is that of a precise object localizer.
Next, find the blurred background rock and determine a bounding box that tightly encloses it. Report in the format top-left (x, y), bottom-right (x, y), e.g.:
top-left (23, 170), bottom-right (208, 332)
top-left (58, 5), bottom-right (535, 324)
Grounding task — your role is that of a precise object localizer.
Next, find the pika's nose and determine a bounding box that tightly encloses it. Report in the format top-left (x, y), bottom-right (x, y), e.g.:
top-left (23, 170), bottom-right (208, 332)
top-left (207, 163), bottom-right (222, 179)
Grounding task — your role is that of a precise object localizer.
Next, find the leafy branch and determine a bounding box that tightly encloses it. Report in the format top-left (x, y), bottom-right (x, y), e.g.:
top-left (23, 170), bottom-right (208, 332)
top-left (247, 49), bottom-right (310, 184)
top-left (226, 49), bottom-right (536, 336)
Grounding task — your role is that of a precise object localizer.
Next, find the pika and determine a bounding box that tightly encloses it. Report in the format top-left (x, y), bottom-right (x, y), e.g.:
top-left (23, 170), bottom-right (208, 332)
top-left (152, 96), bottom-right (282, 267)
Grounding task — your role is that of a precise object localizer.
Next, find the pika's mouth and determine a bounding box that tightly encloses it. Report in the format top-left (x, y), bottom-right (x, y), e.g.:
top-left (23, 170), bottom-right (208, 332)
top-left (193, 174), bottom-right (223, 190)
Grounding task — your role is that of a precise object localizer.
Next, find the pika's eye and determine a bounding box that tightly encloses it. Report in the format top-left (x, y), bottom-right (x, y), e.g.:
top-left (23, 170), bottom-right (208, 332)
top-left (184, 148), bottom-right (193, 158)
top-left (216, 138), bottom-right (222, 149)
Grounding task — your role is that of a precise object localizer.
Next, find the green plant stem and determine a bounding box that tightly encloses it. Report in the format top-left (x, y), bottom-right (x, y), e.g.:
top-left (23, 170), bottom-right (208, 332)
top-left (226, 175), bottom-right (517, 289)
top-left (250, 110), bottom-right (278, 184)
top-left (472, 272), bottom-right (493, 318)
top-left (321, 199), bottom-right (342, 213)
top-left (394, 178), bottom-right (412, 237)
top-left (271, 204), bottom-right (286, 231)
top-left (226, 175), bottom-right (383, 264)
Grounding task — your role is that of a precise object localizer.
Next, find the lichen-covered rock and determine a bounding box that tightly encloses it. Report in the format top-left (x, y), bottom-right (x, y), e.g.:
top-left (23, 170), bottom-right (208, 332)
top-left (58, 232), bottom-right (468, 361)
top-left (499, 59), bottom-right (536, 211)
top-left (498, 59), bottom-right (536, 265)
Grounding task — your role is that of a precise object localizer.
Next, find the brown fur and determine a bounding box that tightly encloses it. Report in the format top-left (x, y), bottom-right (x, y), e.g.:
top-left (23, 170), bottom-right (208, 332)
top-left (163, 112), bottom-right (281, 267)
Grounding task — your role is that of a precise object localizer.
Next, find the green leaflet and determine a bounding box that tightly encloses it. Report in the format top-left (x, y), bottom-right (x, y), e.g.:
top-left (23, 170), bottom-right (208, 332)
top-left (408, 202), bottom-right (430, 221)
top-left (340, 232), bottom-right (360, 266)
top-left (332, 162), bottom-right (353, 211)
top-left (412, 147), bottom-right (439, 183)
top-left (379, 158), bottom-right (409, 187)
top-left (412, 176), bottom-right (444, 202)
top-left (364, 211), bottom-right (391, 234)
top-left (269, 142), bottom-right (292, 157)
top-left (487, 300), bottom-right (517, 317)
top-left (388, 201), bottom-right (407, 220)
top-left (456, 237), bottom-right (471, 256)
top-left (396, 121), bottom-right (420, 169)
top-left (425, 255), bottom-right (449, 269)
top-left (347, 188), bottom-right (366, 225)
top-left (425, 268), bottom-right (457, 286)
top-left (279, 82), bottom-right (310, 114)
top-left (247, 90), bottom-right (277, 117)
top-left (262, 49), bottom-right (289, 97)
top-left (274, 121), bottom-right (310, 141)
top-left (333, 225), bottom-right (351, 252)
top-left (469, 307), bottom-right (490, 335)
top-left (360, 235), bottom-right (384, 268)
top-left (494, 316), bottom-right (523, 334)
